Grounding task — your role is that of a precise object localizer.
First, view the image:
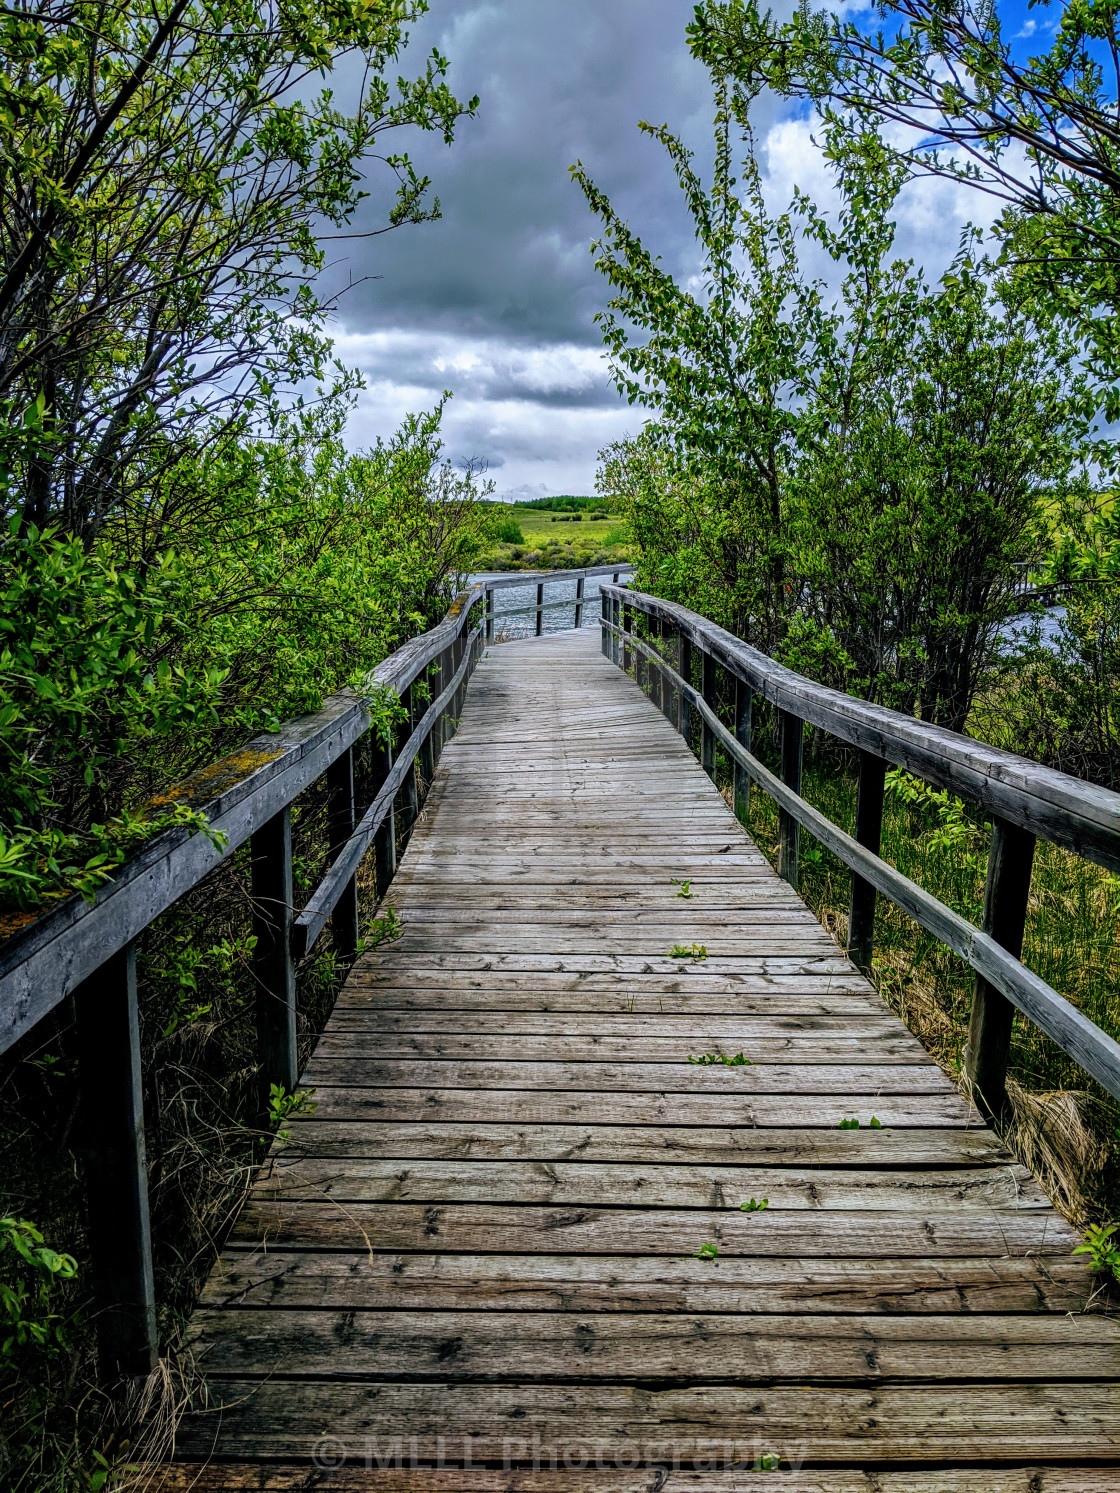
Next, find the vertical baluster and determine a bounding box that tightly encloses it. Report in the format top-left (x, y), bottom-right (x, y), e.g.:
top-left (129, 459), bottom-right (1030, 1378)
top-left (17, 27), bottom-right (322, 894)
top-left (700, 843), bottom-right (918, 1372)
top-left (252, 805), bottom-right (297, 1112)
top-left (847, 751), bottom-right (886, 975)
top-left (733, 677), bottom-right (752, 824)
top-left (372, 734), bottom-right (396, 899)
top-left (326, 746), bottom-right (359, 960)
top-left (75, 943), bottom-right (158, 1382)
top-left (701, 650), bottom-right (716, 779)
top-left (679, 635), bottom-right (692, 745)
top-left (965, 818), bottom-right (1037, 1120)
top-left (399, 683), bottom-right (419, 834)
top-left (574, 575), bottom-right (584, 630)
top-left (419, 665), bottom-right (436, 792)
top-left (485, 586), bottom-right (494, 644)
top-left (653, 618), bottom-right (665, 713)
top-left (600, 593), bottom-right (609, 657)
top-left (535, 580), bottom-right (544, 637)
top-left (432, 649), bottom-right (448, 762)
top-left (622, 602), bottom-right (632, 671)
top-left (612, 595), bottom-right (622, 665)
top-left (777, 711), bottom-right (803, 888)
top-left (635, 612), bottom-right (647, 692)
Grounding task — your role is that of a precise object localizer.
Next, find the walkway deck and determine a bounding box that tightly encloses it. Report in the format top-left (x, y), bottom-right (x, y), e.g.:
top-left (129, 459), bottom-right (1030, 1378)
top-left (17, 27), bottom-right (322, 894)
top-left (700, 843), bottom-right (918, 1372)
top-left (166, 629), bottom-right (1119, 1489)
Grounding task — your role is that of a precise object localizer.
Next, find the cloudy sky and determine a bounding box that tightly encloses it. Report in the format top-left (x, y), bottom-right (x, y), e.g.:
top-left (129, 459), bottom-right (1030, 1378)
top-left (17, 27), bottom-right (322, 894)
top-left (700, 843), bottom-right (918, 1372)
top-left (324, 1), bottom-right (1000, 499)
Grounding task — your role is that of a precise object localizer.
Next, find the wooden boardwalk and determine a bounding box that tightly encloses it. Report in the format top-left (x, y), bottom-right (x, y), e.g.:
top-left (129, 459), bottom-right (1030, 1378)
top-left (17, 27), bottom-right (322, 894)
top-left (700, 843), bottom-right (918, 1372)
top-left (166, 629), bottom-right (1119, 1489)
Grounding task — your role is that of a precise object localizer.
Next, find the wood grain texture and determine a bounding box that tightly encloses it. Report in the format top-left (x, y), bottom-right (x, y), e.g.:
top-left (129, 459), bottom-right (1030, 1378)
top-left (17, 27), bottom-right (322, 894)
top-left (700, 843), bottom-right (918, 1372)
top-left (148, 1469), bottom-right (1120, 1492)
top-left (165, 630), bottom-right (1115, 1483)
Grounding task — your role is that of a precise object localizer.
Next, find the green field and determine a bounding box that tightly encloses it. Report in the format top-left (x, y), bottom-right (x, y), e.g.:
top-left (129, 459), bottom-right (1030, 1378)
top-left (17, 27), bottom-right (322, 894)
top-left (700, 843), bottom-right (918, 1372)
top-left (479, 498), bottom-right (631, 571)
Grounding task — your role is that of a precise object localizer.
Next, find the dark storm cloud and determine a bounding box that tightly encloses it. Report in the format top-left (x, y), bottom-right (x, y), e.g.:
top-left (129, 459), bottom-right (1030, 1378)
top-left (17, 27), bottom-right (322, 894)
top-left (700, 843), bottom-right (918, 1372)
top-left (327, 0), bottom-right (726, 346)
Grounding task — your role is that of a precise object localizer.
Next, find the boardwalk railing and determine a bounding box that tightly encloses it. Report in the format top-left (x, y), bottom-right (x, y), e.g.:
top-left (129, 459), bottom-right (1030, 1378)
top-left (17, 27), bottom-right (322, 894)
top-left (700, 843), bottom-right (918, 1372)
top-left (481, 562), bottom-right (633, 639)
top-left (600, 583), bottom-right (1120, 1118)
top-left (0, 563), bottom-right (622, 1387)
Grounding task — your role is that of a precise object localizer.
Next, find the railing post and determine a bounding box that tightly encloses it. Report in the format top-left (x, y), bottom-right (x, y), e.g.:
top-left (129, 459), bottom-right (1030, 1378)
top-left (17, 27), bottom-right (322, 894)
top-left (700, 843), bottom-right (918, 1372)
top-left (653, 618), bottom-right (665, 714)
top-left (965, 818), bottom-right (1037, 1120)
top-left (326, 746), bottom-right (359, 960)
top-left (635, 612), bottom-right (647, 691)
top-left (399, 683), bottom-right (419, 833)
top-left (75, 943), bottom-right (158, 1383)
top-left (679, 634), bottom-right (692, 744)
top-left (777, 711), bottom-right (803, 888)
top-left (847, 751), bottom-right (886, 975)
top-left (535, 580), bottom-right (544, 637)
top-left (485, 586), bottom-right (494, 644)
top-left (251, 805), bottom-right (297, 1107)
top-left (372, 735), bottom-right (396, 898)
top-left (733, 678), bottom-right (752, 824)
top-left (574, 575), bottom-right (584, 630)
top-left (432, 650), bottom-right (447, 762)
top-left (622, 602), bottom-right (632, 671)
top-left (600, 593), bottom-right (609, 657)
top-left (612, 595), bottom-right (622, 665)
top-left (701, 650), bottom-right (716, 779)
top-left (419, 666), bottom-right (436, 791)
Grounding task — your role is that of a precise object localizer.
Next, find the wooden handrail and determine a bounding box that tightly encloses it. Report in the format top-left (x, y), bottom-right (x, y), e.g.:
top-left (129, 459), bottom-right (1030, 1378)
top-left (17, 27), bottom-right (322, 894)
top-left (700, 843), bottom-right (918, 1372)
top-left (604, 587), bottom-right (1120, 873)
top-left (0, 563), bottom-right (628, 1385)
top-left (601, 585), bottom-right (1120, 1112)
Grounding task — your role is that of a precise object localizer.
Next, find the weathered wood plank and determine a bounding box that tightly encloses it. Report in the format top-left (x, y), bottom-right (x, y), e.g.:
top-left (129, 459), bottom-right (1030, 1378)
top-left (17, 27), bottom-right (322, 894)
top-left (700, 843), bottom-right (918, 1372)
top-left (168, 1380), bottom-right (1120, 1462)
top-left (249, 1157), bottom-right (1047, 1210)
top-left (147, 1467), bottom-right (1120, 1492)
top-left (186, 1308), bottom-right (1120, 1381)
top-left (300, 1059), bottom-right (955, 1095)
top-left (310, 1033), bottom-right (931, 1064)
top-left (299, 1087), bottom-right (977, 1127)
top-left (197, 1248), bottom-right (1094, 1315)
top-left (229, 1200), bottom-right (1078, 1254)
top-left (279, 1121), bottom-right (1009, 1166)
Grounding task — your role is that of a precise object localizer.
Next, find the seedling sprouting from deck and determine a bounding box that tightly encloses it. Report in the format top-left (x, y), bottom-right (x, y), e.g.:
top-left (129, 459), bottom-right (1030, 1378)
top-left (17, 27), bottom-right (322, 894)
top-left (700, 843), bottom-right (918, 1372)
top-left (670, 943), bottom-right (707, 960)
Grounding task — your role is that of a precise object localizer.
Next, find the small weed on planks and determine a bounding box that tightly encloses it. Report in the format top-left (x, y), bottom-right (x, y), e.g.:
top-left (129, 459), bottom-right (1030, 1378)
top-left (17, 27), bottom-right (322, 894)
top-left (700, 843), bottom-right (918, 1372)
top-left (754, 1453), bottom-right (781, 1471)
top-left (266, 1083), bottom-right (317, 1146)
top-left (689, 1051), bottom-right (752, 1066)
top-left (838, 1116), bottom-right (882, 1129)
top-left (740, 1198), bottom-right (769, 1212)
top-left (691, 1241), bottom-right (720, 1260)
top-left (671, 878), bottom-right (693, 898)
top-left (670, 943), bottom-right (708, 960)
top-left (363, 906), bottom-right (403, 951)
top-left (1074, 1221), bottom-right (1120, 1278)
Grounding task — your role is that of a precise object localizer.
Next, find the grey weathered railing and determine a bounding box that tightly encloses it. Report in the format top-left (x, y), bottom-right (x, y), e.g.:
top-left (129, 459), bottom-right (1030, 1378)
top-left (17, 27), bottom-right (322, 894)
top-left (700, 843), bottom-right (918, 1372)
top-left (0, 563), bottom-right (622, 1389)
top-left (480, 562), bottom-right (633, 639)
top-left (600, 583), bottom-right (1120, 1116)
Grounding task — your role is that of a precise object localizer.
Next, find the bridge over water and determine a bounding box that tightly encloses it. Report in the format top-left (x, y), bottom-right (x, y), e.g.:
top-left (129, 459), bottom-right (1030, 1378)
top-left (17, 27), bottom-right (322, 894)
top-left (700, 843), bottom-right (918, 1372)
top-left (1, 567), bottom-right (1118, 1488)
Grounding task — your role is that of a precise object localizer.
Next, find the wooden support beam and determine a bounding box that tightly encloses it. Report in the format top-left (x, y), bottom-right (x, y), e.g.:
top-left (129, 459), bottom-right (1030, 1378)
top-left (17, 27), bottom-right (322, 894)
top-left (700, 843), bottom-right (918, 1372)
top-left (326, 747), bottom-right (359, 960)
top-left (251, 806), bottom-right (297, 1105)
top-left (778, 710), bottom-right (803, 889)
top-left (484, 587), bottom-right (494, 644)
top-left (701, 650), bottom-right (717, 779)
top-left (679, 635), bottom-right (692, 746)
top-left (734, 677), bottom-right (752, 824)
top-left (371, 737), bottom-right (396, 900)
top-left (600, 594), bottom-right (609, 657)
top-left (574, 575), bottom-right (584, 630)
top-left (535, 581), bottom-right (544, 637)
top-left (398, 684), bottom-right (419, 835)
top-left (965, 818), bottom-right (1037, 1120)
top-left (75, 943), bottom-right (157, 1383)
top-left (848, 751), bottom-right (887, 975)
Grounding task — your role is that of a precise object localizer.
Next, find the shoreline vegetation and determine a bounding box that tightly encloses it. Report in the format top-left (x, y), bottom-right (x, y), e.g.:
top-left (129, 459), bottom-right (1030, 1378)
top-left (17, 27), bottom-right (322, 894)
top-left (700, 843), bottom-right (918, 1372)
top-left (477, 494), bottom-right (632, 571)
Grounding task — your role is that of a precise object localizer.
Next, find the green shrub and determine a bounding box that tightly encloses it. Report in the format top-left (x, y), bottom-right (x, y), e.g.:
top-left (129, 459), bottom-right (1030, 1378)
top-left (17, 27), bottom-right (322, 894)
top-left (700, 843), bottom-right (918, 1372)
top-left (493, 516), bottom-right (526, 545)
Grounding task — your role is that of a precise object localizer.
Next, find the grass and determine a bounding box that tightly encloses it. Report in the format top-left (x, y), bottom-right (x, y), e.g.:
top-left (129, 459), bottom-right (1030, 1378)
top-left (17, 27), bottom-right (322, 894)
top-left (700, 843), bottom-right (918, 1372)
top-left (478, 501), bottom-right (631, 571)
